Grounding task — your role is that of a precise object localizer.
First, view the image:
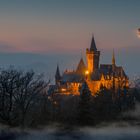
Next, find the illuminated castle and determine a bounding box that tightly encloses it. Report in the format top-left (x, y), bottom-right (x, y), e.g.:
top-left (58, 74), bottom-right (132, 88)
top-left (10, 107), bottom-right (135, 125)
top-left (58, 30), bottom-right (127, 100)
top-left (55, 36), bottom-right (129, 95)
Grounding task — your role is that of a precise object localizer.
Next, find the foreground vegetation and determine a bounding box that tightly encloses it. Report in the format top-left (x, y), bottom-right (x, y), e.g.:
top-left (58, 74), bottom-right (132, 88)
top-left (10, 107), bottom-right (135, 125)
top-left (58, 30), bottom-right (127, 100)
top-left (0, 67), bottom-right (139, 128)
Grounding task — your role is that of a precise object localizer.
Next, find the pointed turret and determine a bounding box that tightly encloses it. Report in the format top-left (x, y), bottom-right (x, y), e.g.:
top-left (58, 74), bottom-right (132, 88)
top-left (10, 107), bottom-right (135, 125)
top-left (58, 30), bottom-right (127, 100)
top-left (76, 58), bottom-right (86, 75)
top-left (90, 35), bottom-right (97, 51)
top-left (112, 49), bottom-right (115, 66)
top-left (55, 65), bottom-right (61, 85)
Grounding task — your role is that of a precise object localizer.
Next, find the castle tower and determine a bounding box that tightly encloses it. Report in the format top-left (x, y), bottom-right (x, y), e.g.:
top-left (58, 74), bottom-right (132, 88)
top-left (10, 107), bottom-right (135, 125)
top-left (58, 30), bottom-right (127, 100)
top-left (86, 35), bottom-right (100, 73)
top-left (55, 64), bottom-right (61, 86)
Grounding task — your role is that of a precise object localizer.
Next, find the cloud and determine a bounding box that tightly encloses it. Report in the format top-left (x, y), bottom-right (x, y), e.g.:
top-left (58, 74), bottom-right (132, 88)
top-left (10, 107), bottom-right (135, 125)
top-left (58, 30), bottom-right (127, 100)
top-left (0, 123), bottom-right (140, 140)
top-left (0, 42), bottom-right (18, 53)
top-left (18, 38), bottom-right (71, 54)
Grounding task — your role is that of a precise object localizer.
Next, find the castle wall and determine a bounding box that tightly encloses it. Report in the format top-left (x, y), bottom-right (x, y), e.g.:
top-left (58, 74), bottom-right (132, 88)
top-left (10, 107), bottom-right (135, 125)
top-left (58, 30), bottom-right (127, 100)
top-left (67, 82), bottom-right (82, 95)
top-left (86, 80), bottom-right (100, 95)
top-left (86, 77), bottom-right (129, 95)
top-left (86, 51), bottom-right (94, 73)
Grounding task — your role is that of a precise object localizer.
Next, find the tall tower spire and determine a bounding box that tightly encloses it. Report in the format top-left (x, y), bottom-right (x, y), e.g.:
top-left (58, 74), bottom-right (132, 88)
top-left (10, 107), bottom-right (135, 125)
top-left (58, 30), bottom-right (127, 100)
top-left (86, 35), bottom-right (100, 73)
top-left (55, 64), bottom-right (61, 85)
top-left (90, 35), bottom-right (97, 51)
top-left (112, 49), bottom-right (115, 66)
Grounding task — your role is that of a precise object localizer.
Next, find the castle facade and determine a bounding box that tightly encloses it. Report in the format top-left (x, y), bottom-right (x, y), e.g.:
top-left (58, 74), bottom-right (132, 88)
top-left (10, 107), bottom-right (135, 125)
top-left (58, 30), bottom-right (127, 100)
top-left (55, 36), bottom-right (129, 95)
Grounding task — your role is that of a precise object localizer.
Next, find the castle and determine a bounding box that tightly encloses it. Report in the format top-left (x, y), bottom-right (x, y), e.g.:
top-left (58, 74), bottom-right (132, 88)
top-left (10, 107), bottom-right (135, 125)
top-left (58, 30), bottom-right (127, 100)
top-left (54, 36), bottom-right (129, 95)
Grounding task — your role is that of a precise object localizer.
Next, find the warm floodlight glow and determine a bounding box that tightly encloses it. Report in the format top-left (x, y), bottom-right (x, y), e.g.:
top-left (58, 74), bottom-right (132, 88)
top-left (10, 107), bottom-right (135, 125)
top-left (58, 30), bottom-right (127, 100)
top-left (85, 70), bottom-right (89, 75)
top-left (61, 88), bottom-right (66, 92)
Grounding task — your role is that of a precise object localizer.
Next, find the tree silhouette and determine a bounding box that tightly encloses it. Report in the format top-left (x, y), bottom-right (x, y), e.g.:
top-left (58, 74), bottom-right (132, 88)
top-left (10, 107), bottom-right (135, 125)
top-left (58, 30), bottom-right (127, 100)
top-left (77, 81), bottom-right (92, 125)
top-left (93, 86), bottom-right (117, 122)
top-left (0, 67), bottom-right (49, 127)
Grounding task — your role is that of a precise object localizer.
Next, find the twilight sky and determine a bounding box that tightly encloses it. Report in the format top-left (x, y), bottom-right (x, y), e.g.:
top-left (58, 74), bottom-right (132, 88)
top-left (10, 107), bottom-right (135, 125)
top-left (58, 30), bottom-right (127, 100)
top-left (0, 0), bottom-right (140, 79)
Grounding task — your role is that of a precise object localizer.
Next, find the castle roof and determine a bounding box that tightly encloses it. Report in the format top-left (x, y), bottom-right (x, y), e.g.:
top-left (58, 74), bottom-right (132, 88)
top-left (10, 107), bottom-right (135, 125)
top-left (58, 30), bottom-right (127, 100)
top-left (90, 35), bottom-right (97, 51)
top-left (100, 64), bottom-right (112, 75)
top-left (76, 58), bottom-right (86, 74)
top-left (100, 64), bottom-right (128, 79)
top-left (62, 72), bottom-right (84, 83)
top-left (91, 69), bottom-right (101, 80)
top-left (60, 63), bottom-right (128, 84)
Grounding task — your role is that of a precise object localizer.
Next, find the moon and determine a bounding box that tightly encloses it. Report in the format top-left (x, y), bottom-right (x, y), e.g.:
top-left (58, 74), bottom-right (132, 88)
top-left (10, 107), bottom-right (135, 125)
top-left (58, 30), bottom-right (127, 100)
top-left (137, 28), bottom-right (140, 38)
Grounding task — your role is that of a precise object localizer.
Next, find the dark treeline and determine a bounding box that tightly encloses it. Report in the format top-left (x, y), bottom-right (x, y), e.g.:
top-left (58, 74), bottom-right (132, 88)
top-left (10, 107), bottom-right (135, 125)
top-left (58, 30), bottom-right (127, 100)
top-left (0, 67), bottom-right (139, 128)
top-left (0, 67), bottom-right (49, 127)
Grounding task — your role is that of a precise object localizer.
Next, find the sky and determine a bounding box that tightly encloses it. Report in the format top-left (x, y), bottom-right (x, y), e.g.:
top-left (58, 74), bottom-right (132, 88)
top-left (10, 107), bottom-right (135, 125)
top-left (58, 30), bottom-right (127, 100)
top-left (0, 0), bottom-right (140, 79)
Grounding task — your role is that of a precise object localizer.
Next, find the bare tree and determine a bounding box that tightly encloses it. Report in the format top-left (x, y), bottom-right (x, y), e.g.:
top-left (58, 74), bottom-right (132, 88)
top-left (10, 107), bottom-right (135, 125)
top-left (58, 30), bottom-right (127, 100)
top-left (0, 67), bottom-right (49, 127)
top-left (0, 68), bottom-right (20, 125)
